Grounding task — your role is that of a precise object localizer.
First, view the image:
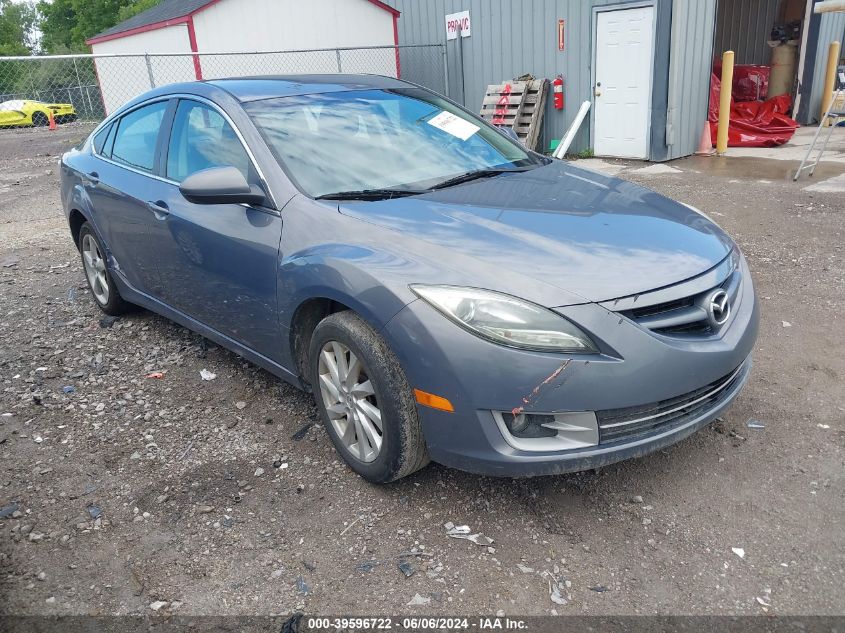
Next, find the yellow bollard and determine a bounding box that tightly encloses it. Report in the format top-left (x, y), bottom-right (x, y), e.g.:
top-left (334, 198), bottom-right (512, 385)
top-left (716, 50), bottom-right (735, 155)
top-left (820, 40), bottom-right (841, 125)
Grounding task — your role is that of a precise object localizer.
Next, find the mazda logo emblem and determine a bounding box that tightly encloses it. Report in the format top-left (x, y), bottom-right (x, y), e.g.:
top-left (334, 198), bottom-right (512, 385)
top-left (707, 289), bottom-right (730, 327)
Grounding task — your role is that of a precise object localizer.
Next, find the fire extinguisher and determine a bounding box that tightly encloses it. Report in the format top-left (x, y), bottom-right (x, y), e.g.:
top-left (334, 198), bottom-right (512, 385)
top-left (553, 75), bottom-right (564, 110)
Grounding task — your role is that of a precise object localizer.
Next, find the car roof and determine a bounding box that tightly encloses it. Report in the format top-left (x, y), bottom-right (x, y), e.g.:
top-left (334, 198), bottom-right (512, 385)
top-left (106, 74), bottom-right (417, 122)
top-left (206, 74), bottom-right (412, 102)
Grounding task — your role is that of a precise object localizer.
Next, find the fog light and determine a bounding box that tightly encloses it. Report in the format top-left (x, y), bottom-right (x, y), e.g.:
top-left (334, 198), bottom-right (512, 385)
top-left (492, 410), bottom-right (600, 452)
top-left (500, 412), bottom-right (557, 439)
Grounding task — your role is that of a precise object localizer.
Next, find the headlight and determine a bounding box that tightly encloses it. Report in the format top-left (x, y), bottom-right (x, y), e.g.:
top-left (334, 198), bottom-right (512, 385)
top-left (410, 285), bottom-right (597, 353)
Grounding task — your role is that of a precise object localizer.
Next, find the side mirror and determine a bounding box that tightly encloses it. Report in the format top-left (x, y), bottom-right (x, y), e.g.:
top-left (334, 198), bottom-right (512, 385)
top-left (179, 166), bottom-right (266, 206)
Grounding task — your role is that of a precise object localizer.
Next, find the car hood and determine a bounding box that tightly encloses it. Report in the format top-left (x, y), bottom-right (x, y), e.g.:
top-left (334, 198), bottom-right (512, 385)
top-left (337, 161), bottom-right (734, 304)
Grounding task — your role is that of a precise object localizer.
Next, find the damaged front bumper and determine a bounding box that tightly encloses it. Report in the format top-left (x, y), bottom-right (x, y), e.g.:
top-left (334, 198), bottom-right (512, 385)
top-left (405, 357), bottom-right (751, 477)
top-left (382, 261), bottom-right (759, 477)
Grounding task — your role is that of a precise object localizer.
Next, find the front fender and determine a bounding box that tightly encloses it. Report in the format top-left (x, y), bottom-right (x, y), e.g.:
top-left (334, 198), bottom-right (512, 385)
top-left (278, 245), bottom-right (416, 334)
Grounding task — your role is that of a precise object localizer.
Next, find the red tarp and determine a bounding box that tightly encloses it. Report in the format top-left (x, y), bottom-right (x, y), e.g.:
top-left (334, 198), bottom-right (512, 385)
top-left (708, 72), bottom-right (799, 147)
top-left (713, 62), bottom-right (771, 101)
top-left (732, 64), bottom-right (770, 102)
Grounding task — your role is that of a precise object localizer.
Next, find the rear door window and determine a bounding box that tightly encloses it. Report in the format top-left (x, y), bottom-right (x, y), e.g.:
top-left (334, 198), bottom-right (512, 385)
top-left (92, 123), bottom-right (112, 155)
top-left (102, 123), bottom-right (117, 158)
top-left (110, 101), bottom-right (167, 173)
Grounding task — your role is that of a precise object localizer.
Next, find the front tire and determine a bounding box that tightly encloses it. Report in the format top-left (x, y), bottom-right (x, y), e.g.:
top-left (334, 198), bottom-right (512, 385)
top-left (309, 311), bottom-right (429, 483)
top-left (78, 223), bottom-right (130, 316)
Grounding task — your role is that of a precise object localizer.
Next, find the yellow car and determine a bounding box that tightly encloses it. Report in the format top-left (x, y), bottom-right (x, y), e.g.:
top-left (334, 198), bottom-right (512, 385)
top-left (0, 99), bottom-right (77, 128)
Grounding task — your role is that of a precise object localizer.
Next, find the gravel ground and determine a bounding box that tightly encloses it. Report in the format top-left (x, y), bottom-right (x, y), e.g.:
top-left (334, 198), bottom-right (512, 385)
top-left (1, 124), bottom-right (843, 617)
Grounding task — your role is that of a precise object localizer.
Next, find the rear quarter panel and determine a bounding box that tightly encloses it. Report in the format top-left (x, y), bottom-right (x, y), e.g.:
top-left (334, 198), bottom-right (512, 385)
top-left (60, 145), bottom-right (97, 229)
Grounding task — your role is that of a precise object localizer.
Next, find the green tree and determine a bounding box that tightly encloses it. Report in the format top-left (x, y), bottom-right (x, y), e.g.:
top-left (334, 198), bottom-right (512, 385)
top-left (37, 0), bottom-right (76, 52)
top-left (38, 0), bottom-right (162, 53)
top-left (0, 0), bottom-right (38, 56)
top-left (117, 0), bottom-right (160, 22)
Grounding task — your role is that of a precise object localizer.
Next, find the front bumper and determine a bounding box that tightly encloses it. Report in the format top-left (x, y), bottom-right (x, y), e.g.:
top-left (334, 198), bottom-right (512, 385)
top-left (407, 357), bottom-right (750, 476)
top-left (382, 257), bottom-right (759, 477)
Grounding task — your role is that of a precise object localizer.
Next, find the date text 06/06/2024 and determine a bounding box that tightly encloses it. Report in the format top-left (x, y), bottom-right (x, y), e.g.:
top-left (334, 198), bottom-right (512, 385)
top-left (305, 616), bottom-right (529, 630)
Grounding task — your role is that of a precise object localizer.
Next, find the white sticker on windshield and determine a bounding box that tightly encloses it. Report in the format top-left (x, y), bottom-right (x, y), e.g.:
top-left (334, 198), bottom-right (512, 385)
top-left (427, 110), bottom-right (479, 141)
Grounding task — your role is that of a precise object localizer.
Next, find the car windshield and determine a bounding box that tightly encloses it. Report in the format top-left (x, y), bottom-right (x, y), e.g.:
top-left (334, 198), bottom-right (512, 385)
top-left (245, 88), bottom-right (543, 198)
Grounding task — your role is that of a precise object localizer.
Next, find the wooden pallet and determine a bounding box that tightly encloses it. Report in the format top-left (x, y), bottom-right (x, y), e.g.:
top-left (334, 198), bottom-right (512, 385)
top-left (479, 79), bottom-right (549, 151)
top-left (517, 79), bottom-right (549, 151)
top-left (480, 81), bottom-right (529, 129)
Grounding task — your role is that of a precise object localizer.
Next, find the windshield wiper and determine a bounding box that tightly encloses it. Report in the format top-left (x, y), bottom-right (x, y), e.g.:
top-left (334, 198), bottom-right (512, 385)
top-left (314, 188), bottom-right (426, 201)
top-left (314, 165), bottom-right (539, 200)
top-left (429, 166), bottom-right (535, 191)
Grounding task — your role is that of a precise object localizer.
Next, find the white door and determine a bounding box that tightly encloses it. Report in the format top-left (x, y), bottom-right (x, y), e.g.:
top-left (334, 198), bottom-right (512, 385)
top-left (593, 6), bottom-right (654, 159)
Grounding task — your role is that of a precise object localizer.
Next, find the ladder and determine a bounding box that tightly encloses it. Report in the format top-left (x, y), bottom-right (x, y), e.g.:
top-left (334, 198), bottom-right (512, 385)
top-left (794, 72), bottom-right (845, 181)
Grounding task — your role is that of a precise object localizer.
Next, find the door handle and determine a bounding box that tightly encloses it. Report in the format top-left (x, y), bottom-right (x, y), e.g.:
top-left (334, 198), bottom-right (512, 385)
top-left (146, 200), bottom-right (170, 219)
top-left (85, 171), bottom-right (99, 186)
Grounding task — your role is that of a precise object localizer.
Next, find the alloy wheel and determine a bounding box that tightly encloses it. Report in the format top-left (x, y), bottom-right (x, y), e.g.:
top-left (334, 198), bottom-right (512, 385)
top-left (317, 340), bottom-right (383, 463)
top-left (81, 233), bottom-right (109, 305)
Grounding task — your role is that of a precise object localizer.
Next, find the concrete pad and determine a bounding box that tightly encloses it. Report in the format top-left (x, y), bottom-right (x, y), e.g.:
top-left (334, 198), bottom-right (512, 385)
top-left (802, 172), bottom-right (845, 193)
top-left (631, 163), bottom-right (682, 175)
top-left (677, 153), bottom-right (845, 183)
top-left (724, 126), bottom-right (845, 163)
top-left (574, 158), bottom-right (626, 176)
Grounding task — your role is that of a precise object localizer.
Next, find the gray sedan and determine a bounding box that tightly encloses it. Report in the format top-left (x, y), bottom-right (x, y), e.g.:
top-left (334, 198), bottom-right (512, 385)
top-left (59, 75), bottom-right (759, 482)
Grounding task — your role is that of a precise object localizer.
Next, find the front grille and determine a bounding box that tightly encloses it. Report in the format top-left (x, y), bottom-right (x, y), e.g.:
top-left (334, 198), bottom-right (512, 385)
top-left (621, 269), bottom-right (740, 337)
top-left (628, 296), bottom-right (695, 319)
top-left (596, 363), bottom-right (746, 445)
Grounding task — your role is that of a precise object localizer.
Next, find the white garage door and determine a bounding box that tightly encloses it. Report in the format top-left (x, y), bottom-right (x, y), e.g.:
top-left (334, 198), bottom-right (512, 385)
top-left (593, 6), bottom-right (655, 159)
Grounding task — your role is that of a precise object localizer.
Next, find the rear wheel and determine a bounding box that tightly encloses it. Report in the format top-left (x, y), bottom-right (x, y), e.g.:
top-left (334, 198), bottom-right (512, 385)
top-left (309, 311), bottom-right (429, 483)
top-left (31, 112), bottom-right (48, 127)
top-left (78, 223), bottom-right (130, 316)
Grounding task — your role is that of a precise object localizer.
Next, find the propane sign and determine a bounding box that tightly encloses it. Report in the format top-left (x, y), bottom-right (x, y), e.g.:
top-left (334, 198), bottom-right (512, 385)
top-left (445, 10), bottom-right (471, 40)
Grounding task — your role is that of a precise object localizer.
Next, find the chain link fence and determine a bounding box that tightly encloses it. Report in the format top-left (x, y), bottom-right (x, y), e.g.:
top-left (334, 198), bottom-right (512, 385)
top-left (0, 44), bottom-right (446, 127)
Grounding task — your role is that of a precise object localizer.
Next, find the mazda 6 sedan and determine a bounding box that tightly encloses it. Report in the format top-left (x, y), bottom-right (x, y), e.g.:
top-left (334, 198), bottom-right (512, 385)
top-left (60, 75), bottom-right (759, 483)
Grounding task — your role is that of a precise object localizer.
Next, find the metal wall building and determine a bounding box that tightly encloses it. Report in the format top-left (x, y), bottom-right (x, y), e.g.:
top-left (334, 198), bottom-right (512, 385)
top-left (387, 0), bottom-right (715, 160)
top-left (714, 0), bottom-right (782, 65)
top-left (798, 10), bottom-right (845, 123)
top-left (713, 0), bottom-right (845, 125)
top-left (388, 0), bottom-right (843, 160)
